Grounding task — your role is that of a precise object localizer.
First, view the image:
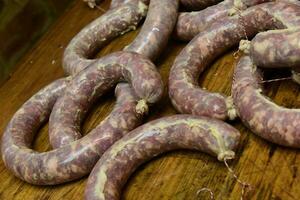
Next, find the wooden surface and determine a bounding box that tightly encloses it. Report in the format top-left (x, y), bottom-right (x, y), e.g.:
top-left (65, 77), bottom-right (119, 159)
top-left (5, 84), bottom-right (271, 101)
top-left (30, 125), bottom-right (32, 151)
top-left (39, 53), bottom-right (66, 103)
top-left (0, 0), bottom-right (300, 199)
top-left (0, 0), bottom-right (74, 83)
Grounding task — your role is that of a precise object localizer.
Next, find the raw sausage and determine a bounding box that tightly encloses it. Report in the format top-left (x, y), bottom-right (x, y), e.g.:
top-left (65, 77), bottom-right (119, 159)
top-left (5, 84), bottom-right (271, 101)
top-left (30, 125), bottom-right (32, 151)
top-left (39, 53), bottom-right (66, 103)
top-left (63, 2), bottom-right (148, 75)
top-left (84, 115), bottom-right (240, 200)
top-left (124, 0), bottom-right (179, 61)
top-left (68, 0), bottom-right (178, 75)
top-left (169, 5), bottom-right (280, 120)
top-left (52, 0), bottom-right (177, 148)
top-left (174, 0), bottom-right (233, 41)
top-left (174, 0), bottom-right (273, 41)
top-left (249, 28), bottom-right (300, 69)
top-left (110, 0), bottom-right (217, 10)
top-left (232, 55), bottom-right (300, 148)
top-left (169, 1), bottom-right (300, 120)
top-left (49, 51), bottom-right (163, 148)
top-left (107, 0), bottom-right (224, 10)
top-left (239, 1), bottom-right (300, 80)
top-left (180, 0), bottom-right (222, 10)
top-left (1, 80), bottom-right (145, 185)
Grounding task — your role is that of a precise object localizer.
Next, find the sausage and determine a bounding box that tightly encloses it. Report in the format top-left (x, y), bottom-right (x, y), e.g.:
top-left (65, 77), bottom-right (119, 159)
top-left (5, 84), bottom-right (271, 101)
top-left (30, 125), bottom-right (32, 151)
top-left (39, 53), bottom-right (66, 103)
top-left (174, 0), bottom-right (233, 41)
top-left (69, 0), bottom-right (178, 75)
top-left (232, 0), bottom-right (274, 9)
top-left (174, 0), bottom-right (273, 41)
top-left (110, 0), bottom-right (217, 10)
top-left (124, 0), bottom-right (179, 61)
top-left (110, 0), bottom-right (231, 11)
top-left (238, 1), bottom-right (300, 80)
top-left (230, 1), bottom-right (300, 148)
top-left (49, 51), bottom-right (163, 148)
top-left (1, 79), bottom-right (146, 185)
top-left (250, 28), bottom-right (300, 69)
top-left (51, 0), bottom-right (177, 148)
top-left (180, 0), bottom-right (222, 10)
top-left (63, 2), bottom-right (148, 75)
top-left (84, 115), bottom-right (240, 200)
top-left (169, 4), bottom-right (282, 121)
top-left (247, 0), bottom-right (300, 68)
top-left (169, 1), bottom-right (300, 120)
top-left (232, 55), bottom-right (300, 148)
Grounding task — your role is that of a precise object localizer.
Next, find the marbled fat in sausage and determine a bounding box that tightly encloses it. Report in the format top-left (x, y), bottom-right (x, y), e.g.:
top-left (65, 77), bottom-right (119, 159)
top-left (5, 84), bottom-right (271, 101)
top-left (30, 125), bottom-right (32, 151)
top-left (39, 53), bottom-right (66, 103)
top-left (50, 51), bottom-right (163, 148)
top-left (174, 0), bottom-right (273, 41)
top-left (169, 5), bottom-right (281, 120)
top-left (247, 1), bottom-right (300, 71)
top-left (85, 115), bottom-right (240, 200)
top-left (52, 0), bottom-right (178, 148)
top-left (63, 2), bottom-right (148, 75)
top-left (125, 0), bottom-right (179, 61)
top-left (232, 56), bottom-right (300, 148)
top-left (1, 81), bottom-right (145, 185)
top-left (180, 0), bottom-right (223, 10)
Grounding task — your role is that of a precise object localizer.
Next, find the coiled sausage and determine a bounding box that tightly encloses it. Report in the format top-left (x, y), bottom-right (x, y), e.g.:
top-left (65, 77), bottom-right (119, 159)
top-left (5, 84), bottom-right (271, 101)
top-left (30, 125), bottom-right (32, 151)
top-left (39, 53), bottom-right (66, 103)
top-left (1, 80), bottom-right (144, 185)
top-left (85, 115), bottom-right (240, 200)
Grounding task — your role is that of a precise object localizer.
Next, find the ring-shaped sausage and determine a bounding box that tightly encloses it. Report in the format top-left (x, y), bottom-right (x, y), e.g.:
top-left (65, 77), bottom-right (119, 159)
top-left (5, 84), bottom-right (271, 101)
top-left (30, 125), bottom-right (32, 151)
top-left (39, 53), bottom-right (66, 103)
top-left (174, 0), bottom-right (273, 41)
top-left (232, 55), bottom-right (300, 148)
top-left (51, 0), bottom-right (178, 149)
top-left (63, 2), bottom-right (148, 75)
top-left (49, 51), bottom-right (163, 148)
top-left (169, 1), bottom-right (299, 120)
top-left (1, 79), bottom-right (145, 185)
top-left (85, 115), bottom-right (240, 200)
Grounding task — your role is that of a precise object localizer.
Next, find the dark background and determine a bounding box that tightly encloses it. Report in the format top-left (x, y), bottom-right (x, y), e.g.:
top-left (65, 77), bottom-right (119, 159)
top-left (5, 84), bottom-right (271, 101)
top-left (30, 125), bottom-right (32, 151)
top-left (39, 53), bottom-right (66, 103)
top-left (0, 0), bottom-right (74, 83)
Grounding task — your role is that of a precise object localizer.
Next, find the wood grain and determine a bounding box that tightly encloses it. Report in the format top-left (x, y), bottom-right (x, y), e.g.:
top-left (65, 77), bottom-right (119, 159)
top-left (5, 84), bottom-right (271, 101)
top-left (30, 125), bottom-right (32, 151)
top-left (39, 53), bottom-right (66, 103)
top-left (0, 0), bottom-right (74, 83)
top-left (0, 0), bottom-right (300, 199)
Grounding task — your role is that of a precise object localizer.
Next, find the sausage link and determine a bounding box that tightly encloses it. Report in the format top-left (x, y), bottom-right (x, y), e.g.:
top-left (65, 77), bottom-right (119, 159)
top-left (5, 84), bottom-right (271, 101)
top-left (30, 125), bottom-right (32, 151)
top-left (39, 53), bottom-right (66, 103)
top-left (233, 0), bottom-right (274, 9)
top-left (63, 2), bottom-right (148, 75)
top-left (124, 0), bottom-right (179, 61)
top-left (232, 56), bottom-right (300, 148)
top-left (248, 1), bottom-right (300, 68)
top-left (1, 80), bottom-right (144, 185)
top-left (83, 0), bottom-right (179, 65)
top-left (79, 0), bottom-right (179, 64)
top-left (169, 6), bottom-right (280, 120)
top-left (49, 51), bottom-right (163, 148)
top-left (110, 0), bottom-right (217, 10)
top-left (85, 115), bottom-right (240, 200)
top-left (84, 0), bottom-right (103, 8)
top-left (238, 1), bottom-right (300, 79)
top-left (51, 0), bottom-right (176, 148)
top-left (175, 0), bottom-right (232, 41)
top-left (180, 0), bottom-right (222, 10)
top-left (174, 0), bottom-right (273, 41)
top-left (250, 28), bottom-right (300, 69)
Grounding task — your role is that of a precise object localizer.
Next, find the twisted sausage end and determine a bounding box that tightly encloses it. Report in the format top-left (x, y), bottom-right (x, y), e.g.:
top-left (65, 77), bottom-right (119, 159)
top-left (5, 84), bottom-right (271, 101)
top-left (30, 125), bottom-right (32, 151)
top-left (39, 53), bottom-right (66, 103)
top-left (217, 150), bottom-right (235, 161)
top-left (226, 96), bottom-right (237, 120)
top-left (135, 99), bottom-right (149, 115)
top-left (239, 40), bottom-right (251, 54)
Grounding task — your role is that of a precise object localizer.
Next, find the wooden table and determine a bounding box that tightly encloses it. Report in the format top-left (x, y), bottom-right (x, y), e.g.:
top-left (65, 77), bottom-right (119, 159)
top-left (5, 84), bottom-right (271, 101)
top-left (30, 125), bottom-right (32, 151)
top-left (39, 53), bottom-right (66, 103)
top-left (0, 1), bottom-right (300, 199)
